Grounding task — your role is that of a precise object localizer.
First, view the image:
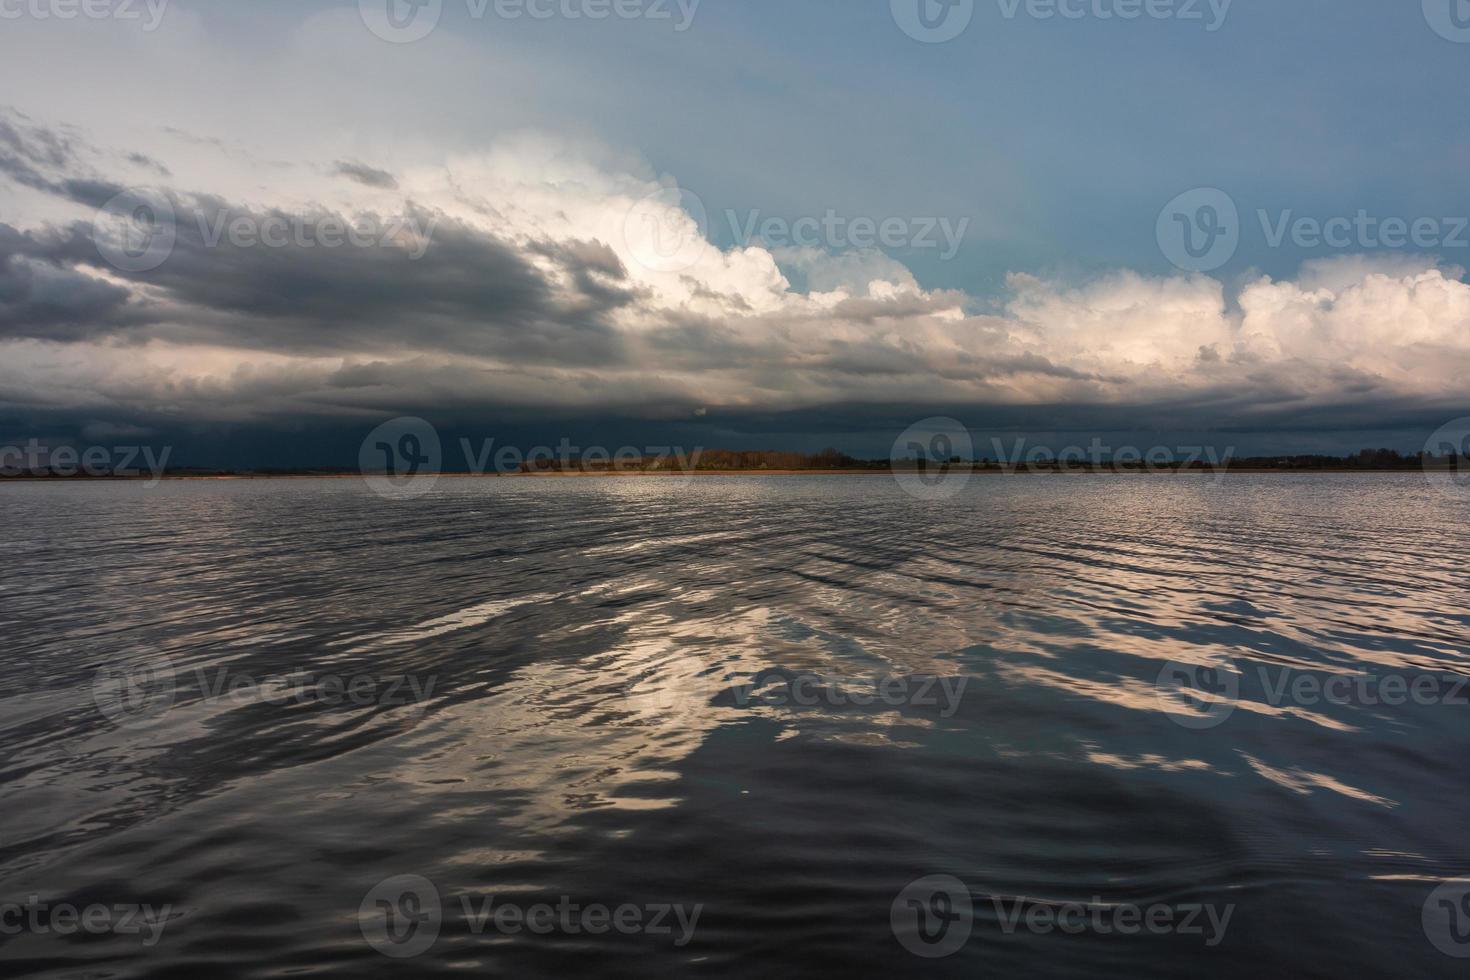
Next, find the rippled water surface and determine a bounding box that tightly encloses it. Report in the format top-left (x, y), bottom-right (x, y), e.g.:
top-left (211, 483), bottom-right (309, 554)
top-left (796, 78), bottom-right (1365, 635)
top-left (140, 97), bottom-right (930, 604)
top-left (2, 474), bottom-right (1468, 977)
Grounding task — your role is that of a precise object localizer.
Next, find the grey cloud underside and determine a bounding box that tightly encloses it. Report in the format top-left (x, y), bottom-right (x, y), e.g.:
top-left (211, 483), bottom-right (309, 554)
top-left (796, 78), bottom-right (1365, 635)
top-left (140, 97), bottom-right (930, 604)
top-left (643, 308), bottom-right (1100, 384)
top-left (0, 225), bottom-right (137, 340)
top-left (68, 204), bottom-right (634, 362)
top-left (0, 111), bottom-right (639, 361)
top-left (17, 207), bottom-right (638, 364)
top-left (331, 160), bottom-right (399, 190)
top-left (0, 212), bottom-right (636, 363)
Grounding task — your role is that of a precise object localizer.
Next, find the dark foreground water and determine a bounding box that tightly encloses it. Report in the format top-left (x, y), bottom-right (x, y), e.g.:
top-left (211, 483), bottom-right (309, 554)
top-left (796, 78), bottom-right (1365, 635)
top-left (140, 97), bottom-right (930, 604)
top-left (2, 474), bottom-right (1468, 977)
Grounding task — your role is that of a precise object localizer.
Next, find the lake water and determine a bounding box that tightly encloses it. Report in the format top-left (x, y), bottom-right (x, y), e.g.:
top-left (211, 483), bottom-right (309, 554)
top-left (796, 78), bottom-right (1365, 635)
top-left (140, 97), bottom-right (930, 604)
top-left (2, 474), bottom-right (1468, 977)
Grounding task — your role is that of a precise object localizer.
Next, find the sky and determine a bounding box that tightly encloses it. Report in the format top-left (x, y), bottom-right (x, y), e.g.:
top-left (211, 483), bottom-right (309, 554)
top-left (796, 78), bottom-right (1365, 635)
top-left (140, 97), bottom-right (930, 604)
top-left (2, 0), bottom-right (1470, 466)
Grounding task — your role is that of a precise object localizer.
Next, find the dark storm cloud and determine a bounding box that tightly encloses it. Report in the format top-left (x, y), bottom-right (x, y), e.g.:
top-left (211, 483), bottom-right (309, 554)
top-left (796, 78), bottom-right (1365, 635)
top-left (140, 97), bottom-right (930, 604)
top-left (331, 160), bottom-right (399, 190)
top-left (529, 237), bottom-right (642, 311)
top-left (36, 196), bottom-right (640, 363)
top-left (693, 398), bottom-right (1465, 448)
top-left (986, 352), bottom-right (1108, 383)
top-left (0, 224), bottom-right (136, 340)
top-left (0, 112), bottom-right (640, 360)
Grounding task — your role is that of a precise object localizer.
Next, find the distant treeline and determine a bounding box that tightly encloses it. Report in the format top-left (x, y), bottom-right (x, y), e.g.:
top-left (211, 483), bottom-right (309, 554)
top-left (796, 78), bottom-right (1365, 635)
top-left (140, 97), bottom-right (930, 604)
top-left (541, 448), bottom-right (880, 472)
top-left (3, 448), bottom-right (1465, 479)
top-left (524, 447), bottom-right (1458, 473)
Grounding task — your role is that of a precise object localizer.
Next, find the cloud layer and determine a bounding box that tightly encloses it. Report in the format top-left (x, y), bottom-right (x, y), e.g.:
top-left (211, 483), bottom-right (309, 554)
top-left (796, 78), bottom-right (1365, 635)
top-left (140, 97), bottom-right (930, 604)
top-left (2, 107), bottom-right (1469, 441)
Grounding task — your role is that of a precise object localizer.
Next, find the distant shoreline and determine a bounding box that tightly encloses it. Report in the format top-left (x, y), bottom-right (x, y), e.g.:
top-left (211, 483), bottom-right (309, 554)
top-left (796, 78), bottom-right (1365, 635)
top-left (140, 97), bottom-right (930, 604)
top-left (0, 467), bottom-right (1455, 483)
